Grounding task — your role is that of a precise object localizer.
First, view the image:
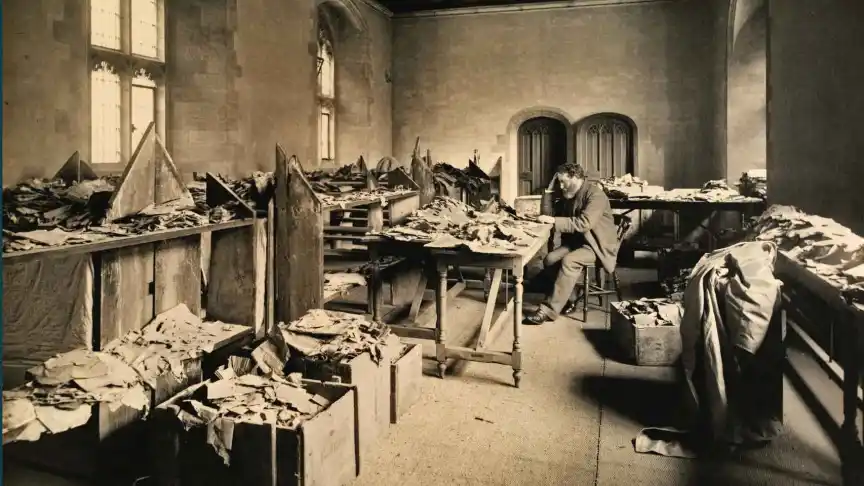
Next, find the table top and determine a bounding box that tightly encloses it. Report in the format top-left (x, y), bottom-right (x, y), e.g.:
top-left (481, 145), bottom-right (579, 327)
top-left (775, 251), bottom-right (864, 322)
top-left (367, 223), bottom-right (553, 269)
top-left (610, 197), bottom-right (766, 211)
top-left (3, 218), bottom-right (255, 263)
top-left (321, 190), bottom-right (419, 211)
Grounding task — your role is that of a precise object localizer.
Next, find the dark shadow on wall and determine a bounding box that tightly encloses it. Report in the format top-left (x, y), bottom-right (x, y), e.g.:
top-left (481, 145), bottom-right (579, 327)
top-left (663, 1), bottom-right (718, 190)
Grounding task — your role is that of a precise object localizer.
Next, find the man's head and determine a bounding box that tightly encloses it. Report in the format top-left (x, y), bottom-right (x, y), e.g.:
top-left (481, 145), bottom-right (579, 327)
top-left (555, 163), bottom-right (587, 194)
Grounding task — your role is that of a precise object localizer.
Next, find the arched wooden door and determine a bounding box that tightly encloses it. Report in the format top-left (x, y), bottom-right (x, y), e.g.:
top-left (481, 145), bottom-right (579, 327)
top-left (575, 115), bottom-right (635, 179)
top-left (517, 117), bottom-right (567, 195)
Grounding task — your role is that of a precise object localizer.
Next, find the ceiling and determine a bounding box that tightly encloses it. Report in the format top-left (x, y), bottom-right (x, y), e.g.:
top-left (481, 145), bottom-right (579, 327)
top-left (378, 0), bottom-right (578, 15)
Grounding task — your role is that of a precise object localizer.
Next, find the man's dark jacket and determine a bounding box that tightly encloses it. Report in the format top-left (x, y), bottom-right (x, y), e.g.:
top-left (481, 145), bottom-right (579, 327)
top-left (553, 181), bottom-right (619, 273)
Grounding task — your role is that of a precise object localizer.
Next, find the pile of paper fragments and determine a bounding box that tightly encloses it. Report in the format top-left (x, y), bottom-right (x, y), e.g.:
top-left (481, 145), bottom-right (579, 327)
top-left (640, 180), bottom-right (758, 203)
top-left (2, 176), bottom-right (236, 253)
top-left (738, 169), bottom-right (767, 199)
top-left (323, 272), bottom-right (368, 300)
top-left (599, 174), bottom-right (648, 199)
top-left (3, 177), bottom-right (119, 232)
top-left (751, 205), bottom-right (864, 308)
top-left (160, 371), bottom-right (331, 464)
top-left (431, 162), bottom-right (490, 199)
top-left (614, 298), bottom-right (684, 327)
top-left (2, 349), bottom-right (150, 444)
top-left (102, 304), bottom-right (251, 389)
top-left (377, 196), bottom-right (548, 254)
top-left (276, 309), bottom-right (394, 365)
top-left (316, 186), bottom-right (414, 209)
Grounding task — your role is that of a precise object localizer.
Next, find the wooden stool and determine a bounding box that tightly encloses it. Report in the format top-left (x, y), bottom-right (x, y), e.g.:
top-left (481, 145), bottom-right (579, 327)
top-left (575, 215), bottom-right (632, 323)
top-left (578, 264), bottom-right (623, 324)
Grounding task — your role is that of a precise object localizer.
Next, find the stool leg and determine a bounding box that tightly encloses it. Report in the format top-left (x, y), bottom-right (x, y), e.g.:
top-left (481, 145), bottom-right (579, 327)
top-left (613, 271), bottom-right (623, 302)
top-left (583, 270), bottom-right (590, 323)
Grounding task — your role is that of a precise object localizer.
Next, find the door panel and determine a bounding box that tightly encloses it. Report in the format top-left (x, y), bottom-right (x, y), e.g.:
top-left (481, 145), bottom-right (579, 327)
top-left (576, 116), bottom-right (634, 179)
top-left (517, 117), bottom-right (567, 195)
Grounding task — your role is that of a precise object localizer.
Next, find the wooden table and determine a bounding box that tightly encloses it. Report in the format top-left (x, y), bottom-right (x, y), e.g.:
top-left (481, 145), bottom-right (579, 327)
top-left (774, 252), bottom-right (864, 462)
top-left (610, 198), bottom-right (766, 250)
top-left (366, 224), bottom-right (553, 388)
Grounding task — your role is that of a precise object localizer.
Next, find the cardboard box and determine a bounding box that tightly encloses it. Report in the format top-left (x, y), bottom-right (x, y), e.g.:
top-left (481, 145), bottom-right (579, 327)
top-left (390, 344), bottom-right (422, 424)
top-left (149, 379), bottom-right (358, 486)
top-left (611, 301), bottom-right (683, 367)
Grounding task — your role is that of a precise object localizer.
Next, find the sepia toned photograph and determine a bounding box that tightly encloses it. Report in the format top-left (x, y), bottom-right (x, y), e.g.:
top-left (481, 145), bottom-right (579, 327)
top-left (1, 0), bottom-right (862, 485)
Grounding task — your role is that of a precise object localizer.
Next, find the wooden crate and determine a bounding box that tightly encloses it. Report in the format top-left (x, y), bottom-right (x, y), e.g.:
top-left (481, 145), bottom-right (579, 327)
top-left (295, 348), bottom-right (395, 472)
top-left (610, 302), bottom-right (682, 367)
top-left (3, 387), bottom-right (149, 481)
top-left (149, 380), bottom-right (358, 486)
top-left (390, 343), bottom-right (422, 424)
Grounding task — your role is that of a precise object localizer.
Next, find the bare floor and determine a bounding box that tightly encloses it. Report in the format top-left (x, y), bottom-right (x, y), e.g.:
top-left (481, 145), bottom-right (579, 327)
top-left (3, 268), bottom-right (845, 486)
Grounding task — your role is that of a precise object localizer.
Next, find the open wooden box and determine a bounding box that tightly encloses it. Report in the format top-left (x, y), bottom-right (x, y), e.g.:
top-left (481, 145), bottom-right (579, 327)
top-left (390, 343), bottom-right (423, 424)
top-left (293, 346), bottom-right (396, 473)
top-left (3, 386), bottom-right (150, 481)
top-left (149, 379), bottom-right (358, 486)
top-left (610, 301), bottom-right (683, 367)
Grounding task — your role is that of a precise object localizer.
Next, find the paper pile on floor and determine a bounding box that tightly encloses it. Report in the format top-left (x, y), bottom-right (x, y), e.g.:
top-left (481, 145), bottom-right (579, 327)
top-left (751, 204), bottom-right (864, 308)
top-left (102, 304), bottom-right (250, 388)
top-left (324, 272), bottom-right (368, 300)
top-left (377, 196), bottom-right (548, 254)
top-left (159, 371), bottom-right (330, 464)
top-left (738, 169), bottom-right (767, 199)
top-left (276, 309), bottom-right (394, 365)
top-left (613, 298), bottom-right (683, 327)
top-left (2, 350), bottom-right (149, 444)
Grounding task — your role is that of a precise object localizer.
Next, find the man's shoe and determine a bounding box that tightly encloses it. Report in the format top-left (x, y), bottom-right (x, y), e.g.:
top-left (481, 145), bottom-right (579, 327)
top-left (523, 308), bottom-right (553, 325)
top-left (561, 301), bottom-right (579, 316)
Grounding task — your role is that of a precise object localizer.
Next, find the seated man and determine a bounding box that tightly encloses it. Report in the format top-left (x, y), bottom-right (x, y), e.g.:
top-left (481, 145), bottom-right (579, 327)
top-left (526, 163), bottom-right (618, 325)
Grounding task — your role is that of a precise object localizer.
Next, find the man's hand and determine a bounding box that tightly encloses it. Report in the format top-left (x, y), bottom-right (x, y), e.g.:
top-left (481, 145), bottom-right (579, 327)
top-left (546, 173), bottom-right (559, 191)
top-left (536, 215), bottom-right (555, 224)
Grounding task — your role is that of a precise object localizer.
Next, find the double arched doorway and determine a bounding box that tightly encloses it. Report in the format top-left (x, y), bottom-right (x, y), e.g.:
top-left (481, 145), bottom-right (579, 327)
top-left (516, 113), bottom-right (636, 196)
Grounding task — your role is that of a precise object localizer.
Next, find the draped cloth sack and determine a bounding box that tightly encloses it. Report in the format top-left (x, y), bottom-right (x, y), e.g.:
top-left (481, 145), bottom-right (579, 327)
top-left (634, 241), bottom-right (785, 458)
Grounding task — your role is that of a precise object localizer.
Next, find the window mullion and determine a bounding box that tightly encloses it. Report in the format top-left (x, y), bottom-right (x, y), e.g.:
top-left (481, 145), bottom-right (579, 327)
top-left (120, 0), bottom-right (132, 55)
top-left (121, 73), bottom-right (133, 162)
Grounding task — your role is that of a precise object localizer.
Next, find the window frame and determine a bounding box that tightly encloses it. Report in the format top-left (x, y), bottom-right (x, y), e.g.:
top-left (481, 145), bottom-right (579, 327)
top-left (317, 27), bottom-right (336, 163)
top-left (89, 0), bottom-right (166, 171)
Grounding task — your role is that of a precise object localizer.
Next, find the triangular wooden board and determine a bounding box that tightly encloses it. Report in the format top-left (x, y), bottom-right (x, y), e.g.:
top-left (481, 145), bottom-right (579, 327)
top-left (205, 173), bottom-right (255, 218)
top-left (106, 123), bottom-right (158, 220)
top-left (154, 133), bottom-right (193, 206)
top-left (356, 155), bottom-right (369, 174)
top-left (467, 160), bottom-right (490, 180)
top-left (488, 157), bottom-right (502, 179)
top-left (54, 151), bottom-right (98, 183)
top-left (388, 167), bottom-right (420, 191)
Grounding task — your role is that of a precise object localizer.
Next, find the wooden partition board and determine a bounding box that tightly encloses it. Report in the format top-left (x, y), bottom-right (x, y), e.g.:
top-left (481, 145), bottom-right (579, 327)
top-left (207, 220), bottom-right (268, 336)
top-left (410, 156), bottom-right (435, 207)
top-left (274, 146), bottom-right (324, 323)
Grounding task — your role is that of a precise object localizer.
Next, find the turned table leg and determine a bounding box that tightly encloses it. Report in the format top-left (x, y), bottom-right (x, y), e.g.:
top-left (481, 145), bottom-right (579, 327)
top-left (435, 262), bottom-right (448, 379)
top-left (513, 270), bottom-right (524, 388)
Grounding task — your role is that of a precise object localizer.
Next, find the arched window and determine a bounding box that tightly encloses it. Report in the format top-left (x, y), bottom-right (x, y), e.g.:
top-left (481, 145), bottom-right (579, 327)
top-left (317, 29), bottom-right (335, 162)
